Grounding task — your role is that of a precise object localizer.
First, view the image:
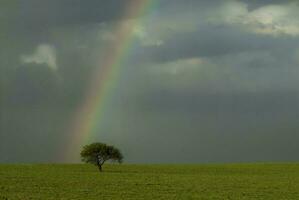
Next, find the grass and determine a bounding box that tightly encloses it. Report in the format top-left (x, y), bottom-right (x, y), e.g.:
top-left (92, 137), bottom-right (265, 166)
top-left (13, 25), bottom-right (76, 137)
top-left (0, 163), bottom-right (299, 199)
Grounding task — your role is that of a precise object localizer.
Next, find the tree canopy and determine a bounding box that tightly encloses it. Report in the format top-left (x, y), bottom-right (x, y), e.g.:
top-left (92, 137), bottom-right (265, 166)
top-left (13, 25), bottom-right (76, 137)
top-left (80, 142), bottom-right (123, 172)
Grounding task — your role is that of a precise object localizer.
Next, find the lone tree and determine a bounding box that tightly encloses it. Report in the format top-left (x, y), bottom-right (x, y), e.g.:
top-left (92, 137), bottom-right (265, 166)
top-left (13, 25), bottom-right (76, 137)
top-left (80, 142), bottom-right (123, 172)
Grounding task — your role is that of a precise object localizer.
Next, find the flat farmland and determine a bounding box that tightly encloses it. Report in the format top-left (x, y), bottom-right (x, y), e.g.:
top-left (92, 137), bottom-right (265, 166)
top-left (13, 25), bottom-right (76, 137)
top-left (0, 163), bottom-right (299, 199)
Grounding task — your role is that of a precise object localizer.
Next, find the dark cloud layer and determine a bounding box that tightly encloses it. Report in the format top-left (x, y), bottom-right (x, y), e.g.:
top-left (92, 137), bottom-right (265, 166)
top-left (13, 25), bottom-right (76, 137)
top-left (2, 0), bottom-right (134, 31)
top-left (140, 25), bottom-right (299, 62)
top-left (241, 0), bottom-right (296, 10)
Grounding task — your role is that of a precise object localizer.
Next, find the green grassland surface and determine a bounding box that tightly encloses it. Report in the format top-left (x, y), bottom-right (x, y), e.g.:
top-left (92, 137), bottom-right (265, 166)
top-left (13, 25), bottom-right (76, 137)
top-left (0, 163), bottom-right (299, 199)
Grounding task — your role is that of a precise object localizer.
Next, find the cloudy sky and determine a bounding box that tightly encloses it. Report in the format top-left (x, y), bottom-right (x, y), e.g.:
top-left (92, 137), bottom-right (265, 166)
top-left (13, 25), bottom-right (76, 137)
top-left (1, 0), bottom-right (299, 163)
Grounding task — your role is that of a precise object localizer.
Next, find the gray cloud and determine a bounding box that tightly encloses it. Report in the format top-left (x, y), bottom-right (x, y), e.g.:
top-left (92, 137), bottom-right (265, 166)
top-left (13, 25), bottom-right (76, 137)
top-left (2, 0), bottom-right (133, 31)
top-left (241, 0), bottom-right (296, 10)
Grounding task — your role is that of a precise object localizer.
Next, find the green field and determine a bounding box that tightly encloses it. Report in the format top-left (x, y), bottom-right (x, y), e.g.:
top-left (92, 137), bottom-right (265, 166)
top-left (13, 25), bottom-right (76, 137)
top-left (0, 163), bottom-right (299, 199)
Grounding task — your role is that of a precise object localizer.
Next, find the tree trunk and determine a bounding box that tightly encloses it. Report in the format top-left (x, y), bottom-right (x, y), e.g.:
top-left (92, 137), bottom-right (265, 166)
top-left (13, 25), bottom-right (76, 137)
top-left (98, 164), bottom-right (102, 172)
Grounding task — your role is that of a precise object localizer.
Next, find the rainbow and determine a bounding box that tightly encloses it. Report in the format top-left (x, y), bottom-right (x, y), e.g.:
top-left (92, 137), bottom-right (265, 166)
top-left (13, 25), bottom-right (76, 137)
top-left (65, 0), bottom-right (157, 161)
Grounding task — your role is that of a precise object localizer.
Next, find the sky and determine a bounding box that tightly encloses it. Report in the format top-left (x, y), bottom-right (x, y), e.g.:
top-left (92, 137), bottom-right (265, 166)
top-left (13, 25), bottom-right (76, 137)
top-left (1, 0), bottom-right (299, 163)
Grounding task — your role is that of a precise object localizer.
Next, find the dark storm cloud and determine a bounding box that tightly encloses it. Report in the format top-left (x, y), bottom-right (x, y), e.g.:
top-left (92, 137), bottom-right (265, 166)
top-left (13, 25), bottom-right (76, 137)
top-left (135, 24), bottom-right (299, 64)
top-left (241, 0), bottom-right (296, 10)
top-left (138, 89), bottom-right (299, 115)
top-left (100, 87), bottom-right (299, 163)
top-left (1, 0), bottom-right (133, 31)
